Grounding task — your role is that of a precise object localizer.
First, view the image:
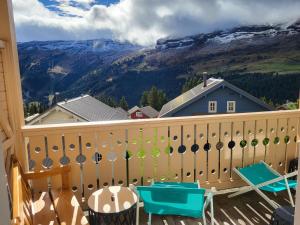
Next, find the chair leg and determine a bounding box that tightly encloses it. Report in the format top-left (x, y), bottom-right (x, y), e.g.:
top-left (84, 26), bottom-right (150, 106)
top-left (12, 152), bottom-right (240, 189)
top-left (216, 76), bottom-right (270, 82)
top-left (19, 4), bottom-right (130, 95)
top-left (148, 213), bottom-right (152, 225)
top-left (253, 187), bottom-right (279, 209)
top-left (203, 211), bottom-right (207, 225)
top-left (228, 186), bottom-right (253, 198)
top-left (210, 197), bottom-right (214, 225)
top-left (136, 202), bottom-right (140, 225)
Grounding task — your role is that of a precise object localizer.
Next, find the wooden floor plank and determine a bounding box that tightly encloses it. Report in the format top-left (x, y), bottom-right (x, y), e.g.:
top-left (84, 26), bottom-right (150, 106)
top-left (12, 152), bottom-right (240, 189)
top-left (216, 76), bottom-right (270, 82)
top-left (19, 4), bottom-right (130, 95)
top-left (86, 190), bottom-right (295, 225)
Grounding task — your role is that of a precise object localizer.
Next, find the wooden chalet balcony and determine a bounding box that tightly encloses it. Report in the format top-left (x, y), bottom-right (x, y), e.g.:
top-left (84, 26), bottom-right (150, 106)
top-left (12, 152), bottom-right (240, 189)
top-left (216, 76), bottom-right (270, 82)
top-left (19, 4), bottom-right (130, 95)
top-left (0, 0), bottom-right (300, 224)
top-left (22, 110), bottom-right (300, 206)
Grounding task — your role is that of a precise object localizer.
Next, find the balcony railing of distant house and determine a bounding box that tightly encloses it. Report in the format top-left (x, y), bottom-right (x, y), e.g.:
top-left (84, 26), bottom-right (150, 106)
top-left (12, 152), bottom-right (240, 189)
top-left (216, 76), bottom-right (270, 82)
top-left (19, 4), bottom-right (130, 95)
top-left (22, 110), bottom-right (300, 202)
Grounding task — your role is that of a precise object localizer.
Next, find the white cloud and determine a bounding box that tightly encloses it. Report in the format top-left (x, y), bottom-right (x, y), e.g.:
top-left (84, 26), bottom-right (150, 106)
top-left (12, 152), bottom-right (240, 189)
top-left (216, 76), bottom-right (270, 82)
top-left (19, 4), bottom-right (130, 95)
top-left (12, 0), bottom-right (300, 46)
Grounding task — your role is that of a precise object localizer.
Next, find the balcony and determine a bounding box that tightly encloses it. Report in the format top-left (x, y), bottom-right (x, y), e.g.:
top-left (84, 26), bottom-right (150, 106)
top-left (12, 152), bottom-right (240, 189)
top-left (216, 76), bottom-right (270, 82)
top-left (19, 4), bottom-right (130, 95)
top-left (0, 0), bottom-right (300, 224)
top-left (20, 110), bottom-right (299, 224)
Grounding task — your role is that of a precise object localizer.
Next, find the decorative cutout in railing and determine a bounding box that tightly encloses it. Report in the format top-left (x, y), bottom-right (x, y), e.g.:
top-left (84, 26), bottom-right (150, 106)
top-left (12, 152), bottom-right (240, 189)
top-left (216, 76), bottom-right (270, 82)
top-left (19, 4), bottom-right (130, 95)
top-left (22, 110), bottom-right (300, 202)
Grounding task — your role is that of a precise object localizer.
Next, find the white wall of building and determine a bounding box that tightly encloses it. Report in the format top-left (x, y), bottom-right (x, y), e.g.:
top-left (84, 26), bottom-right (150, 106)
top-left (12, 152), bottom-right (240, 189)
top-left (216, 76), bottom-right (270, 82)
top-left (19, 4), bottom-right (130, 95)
top-left (30, 107), bottom-right (85, 125)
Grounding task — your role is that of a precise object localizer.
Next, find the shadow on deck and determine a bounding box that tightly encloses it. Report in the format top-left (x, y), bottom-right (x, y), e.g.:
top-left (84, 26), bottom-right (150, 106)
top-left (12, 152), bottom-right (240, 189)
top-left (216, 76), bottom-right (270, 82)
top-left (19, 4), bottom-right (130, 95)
top-left (137, 191), bottom-right (293, 225)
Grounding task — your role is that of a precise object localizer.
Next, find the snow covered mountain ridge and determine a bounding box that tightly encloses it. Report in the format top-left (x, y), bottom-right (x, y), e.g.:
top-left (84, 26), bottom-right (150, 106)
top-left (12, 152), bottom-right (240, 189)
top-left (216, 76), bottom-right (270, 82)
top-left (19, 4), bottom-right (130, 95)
top-left (156, 21), bottom-right (300, 50)
top-left (18, 39), bottom-right (141, 53)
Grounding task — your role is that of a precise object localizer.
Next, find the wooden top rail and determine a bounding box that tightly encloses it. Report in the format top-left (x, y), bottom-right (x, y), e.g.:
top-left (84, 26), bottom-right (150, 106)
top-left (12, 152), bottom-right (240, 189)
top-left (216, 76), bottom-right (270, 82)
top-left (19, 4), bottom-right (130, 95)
top-left (22, 110), bottom-right (300, 136)
top-left (23, 165), bottom-right (70, 179)
top-left (24, 165), bottom-right (71, 190)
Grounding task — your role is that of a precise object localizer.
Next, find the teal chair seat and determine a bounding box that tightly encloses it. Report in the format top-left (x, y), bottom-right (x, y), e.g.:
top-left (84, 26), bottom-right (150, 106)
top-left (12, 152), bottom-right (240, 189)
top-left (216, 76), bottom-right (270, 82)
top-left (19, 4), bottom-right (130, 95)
top-left (137, 186), bottom-right (206, 218)
top-left (152, 181), bottom-right (199, 189)
top-left (238, 162), bottom-right (297, 192)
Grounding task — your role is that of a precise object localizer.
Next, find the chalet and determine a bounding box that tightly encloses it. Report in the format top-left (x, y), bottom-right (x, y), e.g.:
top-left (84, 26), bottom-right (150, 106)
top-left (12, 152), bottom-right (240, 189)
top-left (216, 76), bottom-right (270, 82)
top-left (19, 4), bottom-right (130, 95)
top-left (159, 77), bottom-right (274, 117)
top-left (128, 106), bottom-right (159, 119)
top-left (27, 95), bottom-right (128, 125)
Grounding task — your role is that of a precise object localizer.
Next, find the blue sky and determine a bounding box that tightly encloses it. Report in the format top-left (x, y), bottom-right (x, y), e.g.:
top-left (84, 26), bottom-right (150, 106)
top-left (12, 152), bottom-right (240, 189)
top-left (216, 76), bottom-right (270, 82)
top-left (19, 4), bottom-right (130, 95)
top-left (12, 0), bottom-right (300, 45)
top-left (40, 0), bottom-right (120, 8)
top-left (39, 0), bottom-right (120, 16)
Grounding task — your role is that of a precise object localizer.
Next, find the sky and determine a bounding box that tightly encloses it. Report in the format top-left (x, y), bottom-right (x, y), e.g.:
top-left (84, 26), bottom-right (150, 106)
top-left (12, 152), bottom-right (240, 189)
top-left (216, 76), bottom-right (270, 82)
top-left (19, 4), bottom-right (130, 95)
top-left (12, 0), bottom-right (300, 46)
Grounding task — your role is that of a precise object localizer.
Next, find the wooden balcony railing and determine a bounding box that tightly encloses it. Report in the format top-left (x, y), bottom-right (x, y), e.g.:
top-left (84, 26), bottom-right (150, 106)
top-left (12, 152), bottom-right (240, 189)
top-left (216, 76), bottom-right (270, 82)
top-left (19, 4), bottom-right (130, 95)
top-left (21, 110), bottom-right (300, 202)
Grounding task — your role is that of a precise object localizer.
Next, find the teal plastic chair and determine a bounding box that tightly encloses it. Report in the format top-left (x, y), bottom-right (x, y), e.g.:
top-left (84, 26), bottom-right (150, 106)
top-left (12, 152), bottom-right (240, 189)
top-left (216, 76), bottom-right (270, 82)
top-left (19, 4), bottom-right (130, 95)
top-left (134, 182), bottom-right (214, 225)
top-left (229, 161), bottom-right (298, 208)
top-left (152, 181), bottom-right (199, 189)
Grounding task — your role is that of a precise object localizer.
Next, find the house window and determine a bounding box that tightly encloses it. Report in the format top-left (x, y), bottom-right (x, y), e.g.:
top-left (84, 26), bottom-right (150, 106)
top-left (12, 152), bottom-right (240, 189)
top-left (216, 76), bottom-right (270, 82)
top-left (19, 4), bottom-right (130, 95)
top-left (135, 111), bottom-right (143, 117)
top-left (227, 101), bottom-right (236, 113)
top-left (208, 101), bottom-right (217, 113)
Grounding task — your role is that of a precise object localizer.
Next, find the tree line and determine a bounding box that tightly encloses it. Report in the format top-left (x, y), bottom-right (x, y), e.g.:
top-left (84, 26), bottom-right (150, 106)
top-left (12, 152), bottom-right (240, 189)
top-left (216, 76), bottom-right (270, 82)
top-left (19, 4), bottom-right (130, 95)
top-left (24, 102), bottom-right (47, 117)
top-left (96, 86), bottom-right (168, 112)
top-left (24, 72), bottom-right (299, 117)
top-left (180, 72), bottom-right (300, 107)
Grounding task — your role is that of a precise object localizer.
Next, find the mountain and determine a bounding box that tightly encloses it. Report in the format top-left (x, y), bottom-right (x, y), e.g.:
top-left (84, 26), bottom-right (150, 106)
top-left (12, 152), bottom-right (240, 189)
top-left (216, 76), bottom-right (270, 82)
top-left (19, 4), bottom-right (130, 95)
top-left (18, 39), bottom-right (141, 101)
top-left (18, 22), bottom-right (300, 107)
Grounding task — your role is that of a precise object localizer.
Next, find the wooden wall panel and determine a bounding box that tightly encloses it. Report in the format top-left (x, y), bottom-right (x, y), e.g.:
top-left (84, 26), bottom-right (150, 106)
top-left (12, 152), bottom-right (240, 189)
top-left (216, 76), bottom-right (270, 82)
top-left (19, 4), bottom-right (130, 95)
top-left (97, 131), bottom-right (113, 186)
top-left (196, 123), bottom-right (208, 184)
top-left (0, 52), bottom-right (8, 145)
top-left (127, 128), bottom-right (141, 185)
top-left (243, 121), bottom-right (255, 167)
top-left (46, 134), bottom-right (63, 188)
top-left (64, 133), bottom-right (82, 200)
top-left (23, 110), bottom-right (300, 197)
top-left (276, 119), bottom-right (288, 173)
top-left (254, 119), bottom-right (267, 163)
top-left (111, 130), bottom-right (127, 187)
top-left (267, 119), bottom-right (279, 169)
top-left (81, 132), bottom-right (97, 199)
top-left (286, 118), bottom-right (299, 168)
top-left (182, 124), bottom-right (195, 182)
top-left (142, 127), bottom-right (155, 184)
top-left (169, 125), bottom-right (181, 181)
top-left (219, 122), bottom-right (232, 181)
top-left (207, 123), bottom-right (219, 183)
top-left (156, 126), bottom-right (169, 181)
top-left (231, 121), bottom-right (244, 180)
top-left (28, 135), bottom-right (48, 191)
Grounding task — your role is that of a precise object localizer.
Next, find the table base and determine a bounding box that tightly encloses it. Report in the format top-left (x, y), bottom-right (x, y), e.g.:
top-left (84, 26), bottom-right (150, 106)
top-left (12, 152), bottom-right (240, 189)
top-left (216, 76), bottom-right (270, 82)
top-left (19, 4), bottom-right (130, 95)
top-left (88, 205), bottom-right (136, 225)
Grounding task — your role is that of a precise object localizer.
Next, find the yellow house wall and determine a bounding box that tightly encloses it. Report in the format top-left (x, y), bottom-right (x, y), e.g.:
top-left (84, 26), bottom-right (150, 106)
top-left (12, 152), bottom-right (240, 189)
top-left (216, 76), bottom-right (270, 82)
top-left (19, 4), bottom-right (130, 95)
top-left (31, 109), bottom-right (84, 125)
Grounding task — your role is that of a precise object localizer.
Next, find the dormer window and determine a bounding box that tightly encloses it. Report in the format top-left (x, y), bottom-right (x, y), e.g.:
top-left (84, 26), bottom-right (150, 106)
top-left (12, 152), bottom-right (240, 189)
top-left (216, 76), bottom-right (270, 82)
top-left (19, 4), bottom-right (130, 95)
top-left (208, 101), bottom-right (217, 113)
top-left (227, 101), bottom-right (236, 113)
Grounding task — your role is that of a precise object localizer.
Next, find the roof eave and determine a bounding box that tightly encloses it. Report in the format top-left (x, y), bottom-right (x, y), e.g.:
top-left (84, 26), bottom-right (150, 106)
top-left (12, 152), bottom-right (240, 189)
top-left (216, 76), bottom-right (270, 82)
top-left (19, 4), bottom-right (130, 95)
top-left (159, 81), bottom-right (223, 117)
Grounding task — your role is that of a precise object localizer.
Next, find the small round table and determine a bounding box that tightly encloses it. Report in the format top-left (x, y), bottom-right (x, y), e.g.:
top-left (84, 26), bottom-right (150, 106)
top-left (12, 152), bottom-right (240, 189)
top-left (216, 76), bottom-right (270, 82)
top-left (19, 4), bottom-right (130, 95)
top-left (88, 186), bottom-right (138, 225)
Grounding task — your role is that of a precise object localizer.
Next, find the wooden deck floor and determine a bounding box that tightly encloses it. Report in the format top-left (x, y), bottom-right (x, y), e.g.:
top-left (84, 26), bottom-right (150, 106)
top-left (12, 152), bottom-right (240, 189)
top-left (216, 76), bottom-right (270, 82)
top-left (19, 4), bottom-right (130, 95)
top-left (137, 191), bottom-right (293, 225)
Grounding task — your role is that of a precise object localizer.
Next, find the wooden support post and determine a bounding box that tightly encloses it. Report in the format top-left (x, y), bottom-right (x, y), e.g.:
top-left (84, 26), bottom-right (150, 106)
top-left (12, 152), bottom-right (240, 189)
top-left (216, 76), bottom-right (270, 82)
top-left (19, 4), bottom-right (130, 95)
top-left (0, 143), bottom-right (11, 225)
top-left (298, 90), bottom-right (300, 110)
top-left (295, 144), bottom-right (300, 225)
top-left (0, 0), bottom-right (25, 167)
top-left (295, 117), bottom-right (300, 225)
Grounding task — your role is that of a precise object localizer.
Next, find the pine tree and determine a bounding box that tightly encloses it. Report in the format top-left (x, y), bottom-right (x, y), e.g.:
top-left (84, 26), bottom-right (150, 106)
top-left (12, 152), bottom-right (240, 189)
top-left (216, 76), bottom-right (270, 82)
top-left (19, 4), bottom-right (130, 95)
top-left (140, 91), bottom-right (148, 107)
top-left (24, 103), bottom-right (28, 117)
top-left (38, 103), bottom-right (46, 114)
top-left (139, 86), bottom-right (167, 111)
top-left (181, 76), bottom-right (201, 93)
top-left (157, 90), bottom-right (167, 110)
top-left (96, 95), bottom-right (117, 107)
top-left (28, 103), bottom-right (38, 115)
top-left (147, 86), bottom-right (160, 110)
top-left (119, 96), bottom-right (129, 110)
